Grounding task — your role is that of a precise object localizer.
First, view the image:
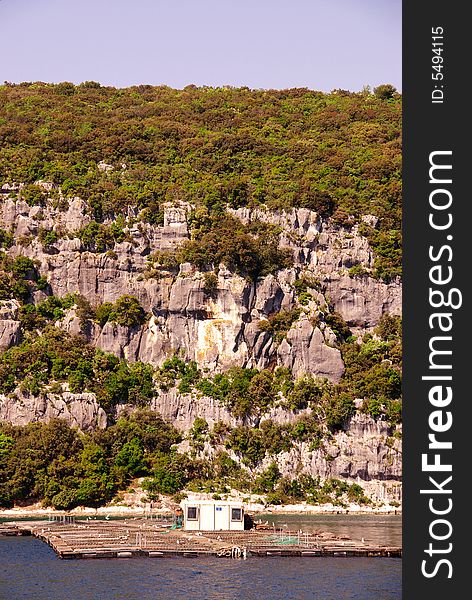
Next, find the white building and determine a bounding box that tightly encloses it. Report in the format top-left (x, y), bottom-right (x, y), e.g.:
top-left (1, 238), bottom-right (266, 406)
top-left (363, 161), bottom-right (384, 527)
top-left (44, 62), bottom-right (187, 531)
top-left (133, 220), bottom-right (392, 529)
top-left (181, 500), bottom-right (245, 531)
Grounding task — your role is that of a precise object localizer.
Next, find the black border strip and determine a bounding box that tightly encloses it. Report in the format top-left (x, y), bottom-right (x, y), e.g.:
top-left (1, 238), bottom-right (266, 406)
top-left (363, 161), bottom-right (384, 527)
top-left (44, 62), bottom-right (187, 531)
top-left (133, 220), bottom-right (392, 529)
top-left (403, 2), bottom-right (467, 596)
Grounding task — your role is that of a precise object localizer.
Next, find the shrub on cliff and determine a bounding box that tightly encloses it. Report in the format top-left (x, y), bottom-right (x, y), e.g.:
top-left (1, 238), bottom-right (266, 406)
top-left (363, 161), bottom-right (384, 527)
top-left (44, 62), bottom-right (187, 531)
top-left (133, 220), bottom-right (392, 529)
top-left (324, 311), bottom-right (352, 342)
top-left (258, 308), bottom-right (301, 342)
top-left (179, 214), bottom-right (292, 279)
top-left (325, 393), bottom-right (356, 431)
top-left (202, 272), bottom-right (218, 297)
top-left (95, 295), bottom-right (146, 328)
top-left (154, 355), bottom-right (200, 392)
top-left (225, 426), bottom-right (266, 469)
top-left (254, 462), bottom-right (281, 494)
top-left (336, 318), bottom-right (402, 425)
top-left (0, 228), bottom-right (14, 249)
top-left (197, 367), bottom-right (278, 420)
top-left (76, 221), bottom-right (125, 253)
top-left (375, 313), bottom-right (402, 341)
top-left (109, 295), bottom-right (146, 327)
top-left (18, 293), bottom-right (77, 331)
top-left (0, 255), bottom-right (45, 302)
top-left (359, 225), bottom-right (402, 281)
top-left (285, 375), bottom-right (325, 411)
top-left (0, 328), bottom-right (155, 410)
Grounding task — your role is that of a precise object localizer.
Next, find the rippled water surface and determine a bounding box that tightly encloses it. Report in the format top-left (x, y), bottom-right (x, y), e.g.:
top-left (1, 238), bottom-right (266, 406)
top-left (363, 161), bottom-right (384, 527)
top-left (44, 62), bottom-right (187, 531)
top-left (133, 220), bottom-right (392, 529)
top-left (258, 513), bottom-right (402, 547)
top-left (0, 536), bottom-right (401, 600)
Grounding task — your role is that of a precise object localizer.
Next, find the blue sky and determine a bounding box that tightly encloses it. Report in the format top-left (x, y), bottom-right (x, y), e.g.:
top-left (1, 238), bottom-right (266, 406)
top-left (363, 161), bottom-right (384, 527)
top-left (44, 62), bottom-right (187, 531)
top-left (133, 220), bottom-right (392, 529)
top-left (1, 0), bottom-right (401, 91)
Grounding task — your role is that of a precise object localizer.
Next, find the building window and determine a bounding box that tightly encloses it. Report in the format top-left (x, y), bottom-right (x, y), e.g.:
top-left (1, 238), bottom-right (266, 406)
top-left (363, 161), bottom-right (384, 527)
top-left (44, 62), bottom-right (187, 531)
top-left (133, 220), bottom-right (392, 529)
top-left (231, 508), bottom-right (242, 522)
top-left (187, 506), bottom-right (198, 520)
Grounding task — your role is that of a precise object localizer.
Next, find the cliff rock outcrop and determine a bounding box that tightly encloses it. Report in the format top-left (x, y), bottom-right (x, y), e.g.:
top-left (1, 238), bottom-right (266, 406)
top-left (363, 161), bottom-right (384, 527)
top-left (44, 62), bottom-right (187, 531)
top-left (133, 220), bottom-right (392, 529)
top-left (0, 390), bottom-right (107, 432)
top-left (0, 300), bottom-right (22, 351)
top-left (0, 194), bottom-right (402, 504)
top-left (1, 198), bottom-right (400, 377)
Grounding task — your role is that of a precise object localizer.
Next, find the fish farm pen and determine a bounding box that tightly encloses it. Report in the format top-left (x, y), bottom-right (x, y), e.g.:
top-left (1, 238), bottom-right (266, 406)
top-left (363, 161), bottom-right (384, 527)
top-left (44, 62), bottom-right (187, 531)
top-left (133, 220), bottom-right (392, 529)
top-left (0, 519), bottom-right (402, 559)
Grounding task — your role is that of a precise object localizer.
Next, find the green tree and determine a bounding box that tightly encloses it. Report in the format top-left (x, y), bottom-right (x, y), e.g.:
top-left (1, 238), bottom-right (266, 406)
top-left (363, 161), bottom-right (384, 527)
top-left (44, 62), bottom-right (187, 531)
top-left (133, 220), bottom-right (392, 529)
top-left (247, 370), bottom-right (276, 416)
top-left (326, 394), bottom-right (355, 431)
top-left (114, 438), bottom-right (146, 476)
top-left (95, 296), bottom-right (146, 328)
top-left (287, 376), bottom-right (325, 411)
top-left (225, 427), bottom-right (265, 469)
top-left (0, 433), bottom-right (14, 462)
top-left (254, 462), bottom-right (281, 493)
top-left (95, 302), bottom-right (114, 327)
top-left (143, 453), bottom-right (188, 497)
top-left (109, 295), bottom-right (146, 327)
top-left (188, 418), bottom-right (209, 455)
top-left (373, 84), bottom-right (397, 100)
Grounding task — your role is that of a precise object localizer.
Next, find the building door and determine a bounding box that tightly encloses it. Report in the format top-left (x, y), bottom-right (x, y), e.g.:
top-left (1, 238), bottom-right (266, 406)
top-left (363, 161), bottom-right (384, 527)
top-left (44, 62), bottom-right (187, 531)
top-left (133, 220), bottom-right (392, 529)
top-left (199, 505), bottom-right (213, 530)
top-left (214, 505), bottom-right (228, 530)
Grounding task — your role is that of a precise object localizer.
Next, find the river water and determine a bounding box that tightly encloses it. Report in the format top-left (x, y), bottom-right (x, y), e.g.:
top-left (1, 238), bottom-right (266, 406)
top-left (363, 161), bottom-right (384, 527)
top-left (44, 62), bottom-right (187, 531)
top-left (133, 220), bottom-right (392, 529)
top-left (0, 515), bottom-right (402, 600)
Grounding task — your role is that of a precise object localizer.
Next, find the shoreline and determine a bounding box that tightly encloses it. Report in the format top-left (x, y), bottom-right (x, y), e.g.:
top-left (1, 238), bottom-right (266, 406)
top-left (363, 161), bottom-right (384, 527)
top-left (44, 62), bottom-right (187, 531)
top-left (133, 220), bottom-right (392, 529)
top-left (0, 503), bottom-right (401, 520)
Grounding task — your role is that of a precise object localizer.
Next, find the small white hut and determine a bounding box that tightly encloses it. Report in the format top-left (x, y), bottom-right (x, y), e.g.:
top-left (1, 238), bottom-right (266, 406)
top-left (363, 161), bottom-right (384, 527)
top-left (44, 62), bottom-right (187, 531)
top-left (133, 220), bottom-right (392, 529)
top-left (181, 500), bottom-right (245, 531)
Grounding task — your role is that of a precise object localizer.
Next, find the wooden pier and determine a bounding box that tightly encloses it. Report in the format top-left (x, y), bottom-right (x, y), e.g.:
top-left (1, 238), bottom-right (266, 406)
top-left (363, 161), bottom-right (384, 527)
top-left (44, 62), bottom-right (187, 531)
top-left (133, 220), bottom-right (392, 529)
top-left (0, 520), bottom-right (402, 560)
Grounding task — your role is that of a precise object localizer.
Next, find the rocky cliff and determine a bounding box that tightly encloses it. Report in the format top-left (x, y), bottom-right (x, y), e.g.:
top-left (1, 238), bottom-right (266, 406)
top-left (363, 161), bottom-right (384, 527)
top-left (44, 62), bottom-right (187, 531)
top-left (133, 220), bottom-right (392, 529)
top-left (0, 192), bottom-right (402, 504)
top-left (0, 196), bottom-right (400, 370)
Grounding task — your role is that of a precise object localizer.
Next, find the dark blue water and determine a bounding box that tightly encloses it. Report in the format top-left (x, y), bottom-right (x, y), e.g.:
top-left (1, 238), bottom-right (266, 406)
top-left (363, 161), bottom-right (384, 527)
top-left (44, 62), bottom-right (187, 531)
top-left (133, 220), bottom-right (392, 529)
top-left (0, 537), bottom-right (401, 600)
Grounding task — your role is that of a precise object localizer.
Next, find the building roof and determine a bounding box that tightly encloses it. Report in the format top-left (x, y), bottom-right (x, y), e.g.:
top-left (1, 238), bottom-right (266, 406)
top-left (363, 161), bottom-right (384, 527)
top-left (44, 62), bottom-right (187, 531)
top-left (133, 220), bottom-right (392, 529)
top-left (181, 499), bottom-right (244, 507)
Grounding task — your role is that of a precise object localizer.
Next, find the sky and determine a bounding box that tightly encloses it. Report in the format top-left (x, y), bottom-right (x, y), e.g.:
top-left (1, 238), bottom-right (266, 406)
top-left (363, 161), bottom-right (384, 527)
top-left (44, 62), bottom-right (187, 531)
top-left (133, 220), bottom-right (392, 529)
top-left (0, 0), bottom-right (401, 91)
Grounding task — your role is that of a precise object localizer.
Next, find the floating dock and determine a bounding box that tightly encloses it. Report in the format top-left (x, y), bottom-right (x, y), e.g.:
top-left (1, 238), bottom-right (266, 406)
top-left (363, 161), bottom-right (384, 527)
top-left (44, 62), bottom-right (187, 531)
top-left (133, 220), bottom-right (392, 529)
top-left (0, 520), bottom-right (402, 559)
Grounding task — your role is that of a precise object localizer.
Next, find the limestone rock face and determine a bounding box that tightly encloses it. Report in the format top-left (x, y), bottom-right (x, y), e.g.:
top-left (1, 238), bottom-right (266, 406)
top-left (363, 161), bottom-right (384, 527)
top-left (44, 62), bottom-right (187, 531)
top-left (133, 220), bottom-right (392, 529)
top-left (0, 390), bottom-right (107, 431)
top-left (230, 206), bottom-right (372, 274)
top-left (271, 414), bottom-right (402, 503)
top-left (119, 392), bottom-right (400, 502)
top-left (0, 300), bottom-right (22, 351)
top-left (1, 196), bottom-right (91, 236)
top-left (61, 264), bottom-right (342, 378)
top-left (0, 195), bottom-right (402, 378)
top-left (325, 274), bottom-right (401, 327)
top-left (0, 384), bottom-right (401, 502)
top-left (152, 390), bottom-right (234, 431)
top-left (1, 199), bottom-right (401, 373)
top-left (148, 390), bottom-right (402, 503)
top-left (0, 195), bottom-right (402, 502)
top-left (277, 319), bottom-right (344, 381)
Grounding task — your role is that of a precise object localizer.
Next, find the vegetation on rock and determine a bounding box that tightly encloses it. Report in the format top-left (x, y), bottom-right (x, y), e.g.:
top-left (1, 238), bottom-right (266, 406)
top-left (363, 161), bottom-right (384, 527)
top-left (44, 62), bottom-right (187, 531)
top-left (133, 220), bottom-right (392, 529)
top-left (0, 83), bottom-right (402, 509)
top-left (0, 414), bottom-right (372, 510)
top-left (94, 295), bottom-right (147, 328)
top-left (0, 328), bottom-right (154, 409)
top-left (0, 255), bottom-right (47, 302)
top-left (0, 83), bottom-right (401, 277)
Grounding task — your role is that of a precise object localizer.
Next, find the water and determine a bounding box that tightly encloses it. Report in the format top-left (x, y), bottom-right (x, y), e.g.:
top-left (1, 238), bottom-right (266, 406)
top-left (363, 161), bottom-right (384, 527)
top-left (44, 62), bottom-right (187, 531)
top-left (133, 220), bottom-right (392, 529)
top-left (258, 514), bottom-right (402, 547)
top-left (0, 536), bottom-right (401, 600)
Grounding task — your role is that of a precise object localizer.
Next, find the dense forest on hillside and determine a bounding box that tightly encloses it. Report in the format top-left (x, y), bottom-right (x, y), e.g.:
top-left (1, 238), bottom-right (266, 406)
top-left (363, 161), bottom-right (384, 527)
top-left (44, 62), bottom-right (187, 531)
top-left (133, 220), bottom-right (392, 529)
top-left (0, 82), bottom-right (401, 278)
